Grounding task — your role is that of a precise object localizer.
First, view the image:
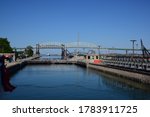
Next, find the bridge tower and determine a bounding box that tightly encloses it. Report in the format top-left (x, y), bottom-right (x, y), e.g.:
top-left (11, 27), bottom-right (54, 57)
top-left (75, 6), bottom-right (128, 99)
top-left (36, 44), bottom-right (40, 55)
top-left (61, 44), bottom-right (67, 60)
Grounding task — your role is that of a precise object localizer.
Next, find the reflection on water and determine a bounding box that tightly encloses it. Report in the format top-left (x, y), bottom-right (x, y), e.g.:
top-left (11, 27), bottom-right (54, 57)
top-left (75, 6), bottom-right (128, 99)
top-left (88, 68), bottom-right (150, 91)
top-left (87, 69), bottom-right (150, 99)
top-left (0, 64), bottom-right (150, 100)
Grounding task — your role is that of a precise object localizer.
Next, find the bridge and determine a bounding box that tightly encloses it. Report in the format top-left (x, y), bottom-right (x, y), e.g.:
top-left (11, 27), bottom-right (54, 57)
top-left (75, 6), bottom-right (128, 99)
top-left (36, 42), bottom-right (98, 49)
top-left (34, 41), bottom-right (140, 59)
top-left (13, 42), bottom-right (101, 59)
top-left (34, 42), bottom-right (100, 59)
top-left (14, 40), bottom-right (150, 59)
top-left (14, 41), bottom-right (147, 52)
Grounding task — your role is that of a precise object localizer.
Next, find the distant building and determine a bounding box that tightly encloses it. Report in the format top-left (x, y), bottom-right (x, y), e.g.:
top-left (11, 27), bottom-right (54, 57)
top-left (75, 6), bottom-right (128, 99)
top-left (77, 54), bottom-right (103, 64)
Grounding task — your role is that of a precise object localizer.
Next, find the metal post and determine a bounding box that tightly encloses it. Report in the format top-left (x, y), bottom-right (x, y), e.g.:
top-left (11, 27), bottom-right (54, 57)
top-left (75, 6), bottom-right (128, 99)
top-left (61, 44), bottom-right (67, 60)
top-left (77, 32), bottom-right (80, 54)
top-left (64, 47), bottom-right (67, 60)
top-left (36, 44), bottom-right (40, 55)
top-left (14, 48), bottom-right (17, 61)
top-left (136, 43), bottom-right (138, 55)
top-left (98, 45), bottom-right (100, 59)
top-left (126, 50), bottom-right (128, 55)
top-left (130, 40), bottom-right (136, 56)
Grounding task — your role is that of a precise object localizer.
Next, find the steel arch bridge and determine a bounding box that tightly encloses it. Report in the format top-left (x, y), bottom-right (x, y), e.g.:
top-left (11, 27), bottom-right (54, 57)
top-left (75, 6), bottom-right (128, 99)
top-left (37, 42), bottom-right (99, 49)
top-left (66, 42), bottom-right (98, 48)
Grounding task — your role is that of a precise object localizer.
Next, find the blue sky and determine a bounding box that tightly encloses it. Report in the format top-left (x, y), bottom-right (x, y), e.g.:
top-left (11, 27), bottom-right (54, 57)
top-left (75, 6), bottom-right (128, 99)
top-left (0, 0), bottom-right (150, 49)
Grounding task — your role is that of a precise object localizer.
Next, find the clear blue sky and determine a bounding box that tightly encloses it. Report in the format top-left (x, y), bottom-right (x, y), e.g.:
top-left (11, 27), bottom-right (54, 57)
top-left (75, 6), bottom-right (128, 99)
top-left (0, 0), bottom-right (150, 49)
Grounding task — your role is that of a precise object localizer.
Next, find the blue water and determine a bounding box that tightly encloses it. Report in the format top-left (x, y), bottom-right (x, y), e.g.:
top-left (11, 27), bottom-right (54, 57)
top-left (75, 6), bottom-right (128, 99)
top-left (40, 55), bottom-right (61, 60)
top-left (0, 64), bottom-right (150, 100)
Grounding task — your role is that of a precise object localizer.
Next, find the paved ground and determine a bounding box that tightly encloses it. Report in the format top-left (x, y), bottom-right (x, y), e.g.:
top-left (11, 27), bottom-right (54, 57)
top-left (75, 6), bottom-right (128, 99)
top-left (6, 55), bottom-right (40, 68)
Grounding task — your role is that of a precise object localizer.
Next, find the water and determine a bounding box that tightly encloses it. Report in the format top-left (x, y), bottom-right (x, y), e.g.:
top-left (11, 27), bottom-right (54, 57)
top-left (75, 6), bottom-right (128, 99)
top-left (40, 55), bottom-right (61, 60)
top-left (0, 64), bottom-right (150, 100)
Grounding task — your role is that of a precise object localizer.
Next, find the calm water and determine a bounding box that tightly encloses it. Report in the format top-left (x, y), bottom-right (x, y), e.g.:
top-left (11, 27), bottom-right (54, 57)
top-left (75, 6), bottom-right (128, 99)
top-left (0, 64), bottom-right (150, 100)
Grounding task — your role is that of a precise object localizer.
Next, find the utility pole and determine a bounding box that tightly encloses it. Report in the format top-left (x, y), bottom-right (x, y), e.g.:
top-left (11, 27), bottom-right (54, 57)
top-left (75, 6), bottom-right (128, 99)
top-left (130, 40), bottom-right (136, 56)
top-left (77, 32), bottom-right (80, 54)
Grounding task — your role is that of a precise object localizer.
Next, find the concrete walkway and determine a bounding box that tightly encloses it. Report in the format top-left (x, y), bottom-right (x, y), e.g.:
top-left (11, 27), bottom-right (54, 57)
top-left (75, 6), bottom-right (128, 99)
top-left (6, 55), bottom-right (40, 68)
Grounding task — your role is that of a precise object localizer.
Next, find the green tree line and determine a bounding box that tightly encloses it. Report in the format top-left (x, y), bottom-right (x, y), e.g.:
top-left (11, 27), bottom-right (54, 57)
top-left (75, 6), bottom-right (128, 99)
top-left (0, 37), bottom-right (33, 57)
top-left (0, 37), bottom-right (13, 53)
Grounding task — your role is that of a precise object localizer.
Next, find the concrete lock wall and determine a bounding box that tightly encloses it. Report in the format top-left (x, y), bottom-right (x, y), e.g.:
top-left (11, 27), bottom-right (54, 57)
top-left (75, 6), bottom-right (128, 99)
top-left (88, 63), bottom-right (150, 84)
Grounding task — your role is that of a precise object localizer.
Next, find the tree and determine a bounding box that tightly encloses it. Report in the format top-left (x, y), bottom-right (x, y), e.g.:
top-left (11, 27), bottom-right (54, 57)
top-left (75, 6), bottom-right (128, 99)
top-left (24, 45), bottom-right (33, 57)
top-left (0, 38), bottom-right (13, 53)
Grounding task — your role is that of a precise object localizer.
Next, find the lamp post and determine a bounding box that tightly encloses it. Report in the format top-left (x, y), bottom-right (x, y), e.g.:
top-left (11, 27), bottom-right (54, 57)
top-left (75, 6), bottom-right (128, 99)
top-left (130, 40), bottom-right (136, 56)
